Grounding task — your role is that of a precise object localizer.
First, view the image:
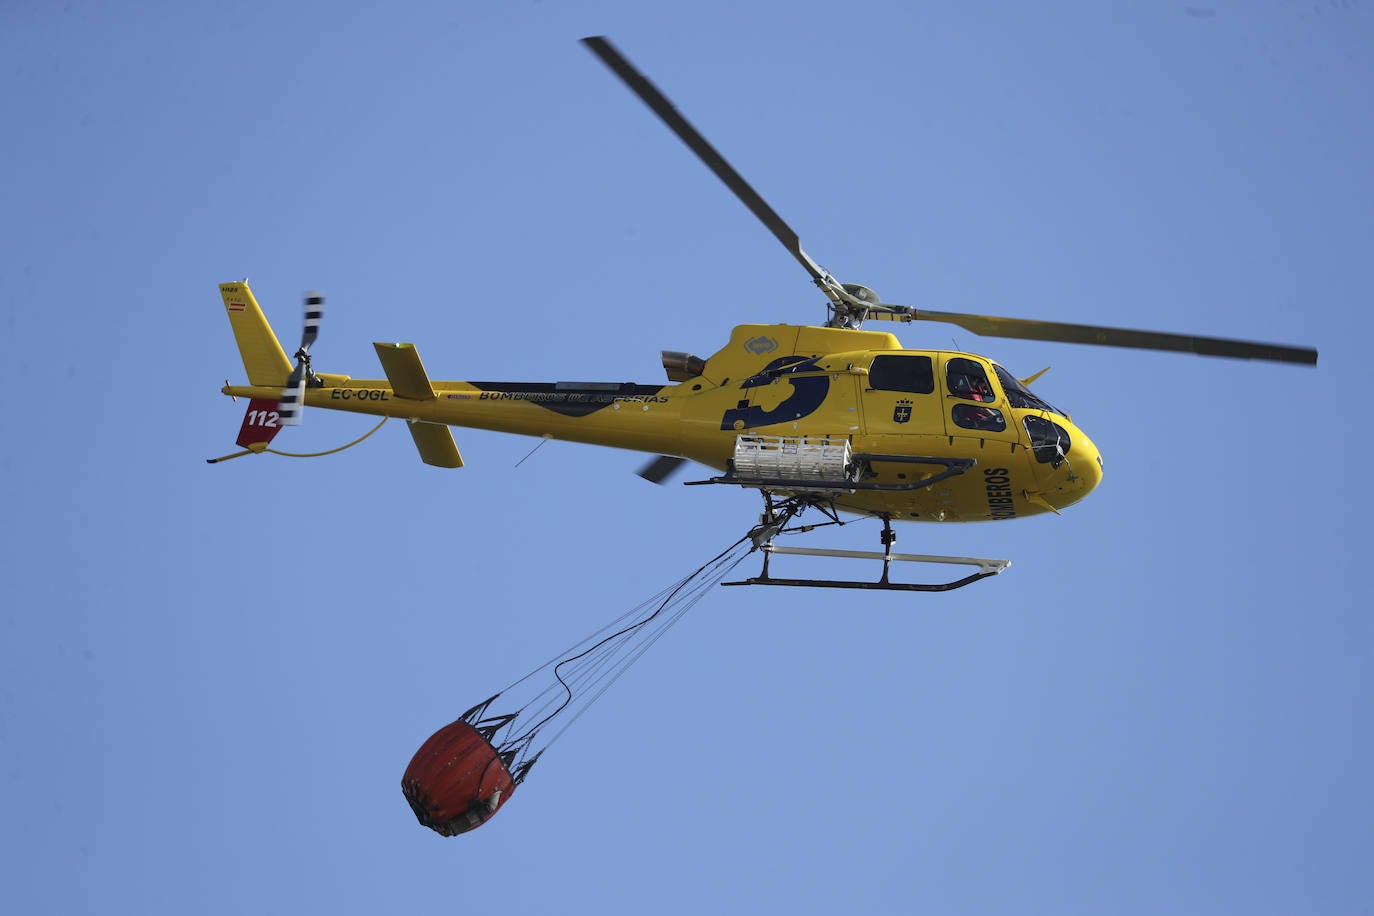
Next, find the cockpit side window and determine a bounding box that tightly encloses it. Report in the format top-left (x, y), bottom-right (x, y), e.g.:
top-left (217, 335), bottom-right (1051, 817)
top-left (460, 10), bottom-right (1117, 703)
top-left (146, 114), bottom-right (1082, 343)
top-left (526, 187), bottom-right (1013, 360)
top-left (869, 355), bottom-right (935, 394)
top-left (945, 357), bottom-right (996, 403)
top-left (952, 403), bottom-right (1006, 432)
top-left (992, 364), bottom-right (1061, 415)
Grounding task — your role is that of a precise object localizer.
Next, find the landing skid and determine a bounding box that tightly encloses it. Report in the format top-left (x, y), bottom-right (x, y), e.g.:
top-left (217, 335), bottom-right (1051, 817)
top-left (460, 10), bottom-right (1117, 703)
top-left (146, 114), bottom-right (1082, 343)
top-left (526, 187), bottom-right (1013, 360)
top-left (724, 544), bottom-right (1009, 592)
top-left (725, 494), bottom-right (1010, 592)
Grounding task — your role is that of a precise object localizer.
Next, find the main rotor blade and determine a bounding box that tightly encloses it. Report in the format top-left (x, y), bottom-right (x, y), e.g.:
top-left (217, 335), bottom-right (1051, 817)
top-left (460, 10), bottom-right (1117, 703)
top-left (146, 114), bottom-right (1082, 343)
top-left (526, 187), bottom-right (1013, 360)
top-left (637, 454), bottom-right (688, 485)
top-left (581, 36), bottom-right (829, 286)
top-left (909, 307), bottom-right (1318, 365)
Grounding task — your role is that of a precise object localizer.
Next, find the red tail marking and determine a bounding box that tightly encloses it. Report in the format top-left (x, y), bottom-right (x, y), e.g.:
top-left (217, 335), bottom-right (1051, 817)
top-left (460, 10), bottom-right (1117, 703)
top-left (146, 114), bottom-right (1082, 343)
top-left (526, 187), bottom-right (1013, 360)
top-left (236, 397), bottom-right (286, 450)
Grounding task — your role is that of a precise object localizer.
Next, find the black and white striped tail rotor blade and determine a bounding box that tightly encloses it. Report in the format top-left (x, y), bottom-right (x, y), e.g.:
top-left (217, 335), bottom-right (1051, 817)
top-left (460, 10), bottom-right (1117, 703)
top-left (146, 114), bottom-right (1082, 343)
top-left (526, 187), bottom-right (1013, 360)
top-left (280, 291), bottom-right (324, 426)
top-left (300, 291), bottom-right (324, 354)
top-left (278, 364), bottom-right (307, 426)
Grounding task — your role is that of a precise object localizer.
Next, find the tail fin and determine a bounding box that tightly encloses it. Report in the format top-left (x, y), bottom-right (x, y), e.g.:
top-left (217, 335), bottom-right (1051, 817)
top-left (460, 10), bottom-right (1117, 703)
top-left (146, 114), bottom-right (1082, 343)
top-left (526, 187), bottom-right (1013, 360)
top-left (206, 395), bottom-right (288, 464)
top-left (236, 397), bottom-right (288, 451)
top-left (220, 281), bottom-right (292, 386)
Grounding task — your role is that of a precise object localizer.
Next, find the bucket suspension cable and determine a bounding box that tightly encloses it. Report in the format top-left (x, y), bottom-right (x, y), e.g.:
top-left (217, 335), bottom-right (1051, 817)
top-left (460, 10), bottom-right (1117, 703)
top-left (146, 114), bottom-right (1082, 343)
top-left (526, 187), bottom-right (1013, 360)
top-left (403, 528), bottom-right (765, 836)
top-left (494, 533), bottom-right (756, 773)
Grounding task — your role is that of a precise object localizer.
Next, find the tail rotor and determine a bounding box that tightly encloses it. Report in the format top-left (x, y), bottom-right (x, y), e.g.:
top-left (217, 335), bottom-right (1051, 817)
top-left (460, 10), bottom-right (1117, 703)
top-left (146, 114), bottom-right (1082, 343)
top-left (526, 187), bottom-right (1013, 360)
top-left (279, 291), bottom-right (324, 425)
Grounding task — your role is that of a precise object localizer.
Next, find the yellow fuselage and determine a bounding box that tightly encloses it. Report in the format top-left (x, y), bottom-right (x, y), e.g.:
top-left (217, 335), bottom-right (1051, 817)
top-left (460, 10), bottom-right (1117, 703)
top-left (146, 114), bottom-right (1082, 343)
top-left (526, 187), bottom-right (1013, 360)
top-left (223, 322), bottom-right (1102, 523)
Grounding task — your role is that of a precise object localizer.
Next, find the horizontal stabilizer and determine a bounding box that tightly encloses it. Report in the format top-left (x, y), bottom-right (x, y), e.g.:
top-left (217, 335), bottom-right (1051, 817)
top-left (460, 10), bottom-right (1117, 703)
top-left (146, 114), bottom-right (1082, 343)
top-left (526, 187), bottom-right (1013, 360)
top-left (374, 342), bottom-right (437, 400)
top-left (373, 342), bottom-right (463, 467)
top-left (408, 421), bottom-right (464, 468)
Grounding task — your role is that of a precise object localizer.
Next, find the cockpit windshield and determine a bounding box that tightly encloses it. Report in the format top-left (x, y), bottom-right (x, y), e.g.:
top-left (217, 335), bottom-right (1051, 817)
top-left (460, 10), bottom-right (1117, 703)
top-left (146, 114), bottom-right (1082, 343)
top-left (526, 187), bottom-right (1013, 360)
top-left (992, 364), bottom-right (1063, 416)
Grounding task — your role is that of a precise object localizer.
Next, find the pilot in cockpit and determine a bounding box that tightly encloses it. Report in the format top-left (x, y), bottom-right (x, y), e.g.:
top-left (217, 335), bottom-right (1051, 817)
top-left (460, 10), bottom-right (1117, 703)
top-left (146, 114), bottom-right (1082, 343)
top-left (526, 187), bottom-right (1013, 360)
top-left (949, 369), bottom-right (995, 403)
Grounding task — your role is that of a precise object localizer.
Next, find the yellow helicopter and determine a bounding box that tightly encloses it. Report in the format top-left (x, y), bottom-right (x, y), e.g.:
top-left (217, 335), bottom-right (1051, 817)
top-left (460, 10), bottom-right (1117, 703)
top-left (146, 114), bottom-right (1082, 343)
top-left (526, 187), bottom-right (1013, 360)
top-left (210, 37), bottom-right (1316, 592)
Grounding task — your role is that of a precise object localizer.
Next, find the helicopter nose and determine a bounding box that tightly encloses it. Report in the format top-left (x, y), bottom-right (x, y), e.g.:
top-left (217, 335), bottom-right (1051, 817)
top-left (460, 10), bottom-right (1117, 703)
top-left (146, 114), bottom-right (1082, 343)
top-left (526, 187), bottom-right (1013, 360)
top-left (1072, 431), bottom-right (1104, 497)
top-left (1033, 423), bottom-right (1103, 512)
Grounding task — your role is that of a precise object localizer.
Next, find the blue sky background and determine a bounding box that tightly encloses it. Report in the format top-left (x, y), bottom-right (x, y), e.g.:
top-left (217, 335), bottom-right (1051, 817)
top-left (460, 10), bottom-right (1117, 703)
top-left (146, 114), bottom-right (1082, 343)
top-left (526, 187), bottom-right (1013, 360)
top-left (3, 2), bottom-right (1370, 913)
